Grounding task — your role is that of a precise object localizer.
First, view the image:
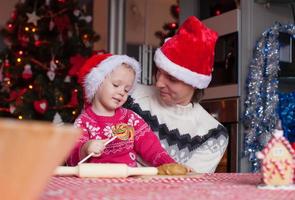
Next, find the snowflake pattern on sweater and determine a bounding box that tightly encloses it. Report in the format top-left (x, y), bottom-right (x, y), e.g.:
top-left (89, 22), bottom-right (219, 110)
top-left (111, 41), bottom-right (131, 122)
top-left (67, 106), bottom-right (175, 167)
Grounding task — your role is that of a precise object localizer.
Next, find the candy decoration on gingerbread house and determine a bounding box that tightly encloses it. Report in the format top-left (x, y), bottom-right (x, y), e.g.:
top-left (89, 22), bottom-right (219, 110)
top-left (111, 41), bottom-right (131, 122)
top-left (256, 129), bottom-right (295, 186)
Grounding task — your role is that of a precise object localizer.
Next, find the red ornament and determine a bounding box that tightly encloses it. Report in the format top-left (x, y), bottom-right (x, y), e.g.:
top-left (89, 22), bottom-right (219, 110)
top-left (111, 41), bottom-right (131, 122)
top-left (213, 4), bottom-right (222, 16)
top-left (22, 64), bottom-right (33, 80)
top-left (69, 54), bottom-right (87, 77)
top-left (18, 50), bottom-right (24, 56)
top-left (164, 22), bottom-right (178, 31)
top-left (215, 10), bottom-right (221, 16)
top-left (18, 34), bottom-right (30, 47)
top-left (34, 40), bottom-right (42, 47)
top-left (170, 5), bottom-right (180, 19)
top-left (7, 23), bottom-right (14, 32)
top-left (175, 6), bottom-right (180, 15)
top-left (168, 22), bottom-right (178, 30)
top-left (33, 99), bottom-right (48, 114)
top-left (4, 72), bottom-right (11, 78)
top-left (11, 10), bottom-right (17, 20)
top-left (22, 72), bottom-right (32, 80)
top-left (68, 89), bottom-right (78, 107)
top-left (4, 59), bottom-right (10, 67)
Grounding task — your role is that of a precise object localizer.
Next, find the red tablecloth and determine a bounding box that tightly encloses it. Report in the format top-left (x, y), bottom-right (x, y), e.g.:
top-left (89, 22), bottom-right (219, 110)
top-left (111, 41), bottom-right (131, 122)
top-left (41, 173), bottom-right (295, 200)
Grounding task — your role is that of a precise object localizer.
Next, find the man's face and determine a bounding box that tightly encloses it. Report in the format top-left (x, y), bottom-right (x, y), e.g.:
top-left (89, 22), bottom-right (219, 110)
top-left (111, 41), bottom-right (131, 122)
top-left (155, 68), bottom-right (194, 106)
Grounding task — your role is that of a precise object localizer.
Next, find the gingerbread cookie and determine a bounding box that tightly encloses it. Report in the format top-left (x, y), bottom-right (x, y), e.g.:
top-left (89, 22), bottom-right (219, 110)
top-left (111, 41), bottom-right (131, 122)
top-left (157, 163), bottom-right (189, 175)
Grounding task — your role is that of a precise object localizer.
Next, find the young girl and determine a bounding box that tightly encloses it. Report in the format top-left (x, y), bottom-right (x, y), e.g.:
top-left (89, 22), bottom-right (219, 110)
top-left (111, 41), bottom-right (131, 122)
top-left (67, 53), bottom-right (178, 169)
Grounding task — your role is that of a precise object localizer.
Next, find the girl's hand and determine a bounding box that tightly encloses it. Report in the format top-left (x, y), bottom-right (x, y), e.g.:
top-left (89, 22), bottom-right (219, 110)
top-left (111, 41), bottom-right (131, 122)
top-left (84, 139), bottom-right (108, 157)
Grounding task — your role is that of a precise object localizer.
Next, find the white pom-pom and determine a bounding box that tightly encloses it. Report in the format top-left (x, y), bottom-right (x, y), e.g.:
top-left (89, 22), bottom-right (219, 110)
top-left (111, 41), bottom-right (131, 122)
top-left (9, 105), bottom-right (16, 114)
top-left (73, 9), bottom-right (81, 17)
top-left (49, 20), bottom-right (55, 31)
top-left (273, 129), bottom-right (283, 138)
top-left (34, 34), bottom-right (39, 40)
top-left (64, 75), bottom-right (71, 83)
top-left (256, 151), bottom-right (264, 159)
top-left (47, 70), bottom-right (55, 81)
top-left (84, 16), bottom-right (92, 23)
top-left (68, 31), bottom-right (73, 37)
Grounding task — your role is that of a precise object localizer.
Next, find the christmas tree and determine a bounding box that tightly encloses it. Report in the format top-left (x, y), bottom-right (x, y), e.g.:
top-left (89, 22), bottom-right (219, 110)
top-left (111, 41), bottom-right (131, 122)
top-left (0, 0), bottom-right (99, 123)
top-left (154, 1), bottom-right (179, 45)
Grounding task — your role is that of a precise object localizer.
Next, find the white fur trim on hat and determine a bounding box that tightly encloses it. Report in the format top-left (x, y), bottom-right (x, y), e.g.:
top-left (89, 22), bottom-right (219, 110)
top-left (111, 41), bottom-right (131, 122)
top-left (84, 55), bottom-right (141, 103)
top-left (154, 48), bottom-right (211, 89)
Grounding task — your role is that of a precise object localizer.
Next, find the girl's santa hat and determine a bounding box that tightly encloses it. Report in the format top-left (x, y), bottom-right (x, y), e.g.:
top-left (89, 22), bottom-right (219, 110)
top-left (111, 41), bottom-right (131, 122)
top-left (154, 16), bottom-right (218, 89)
top-left (78, 53), bottom-right (141, 103)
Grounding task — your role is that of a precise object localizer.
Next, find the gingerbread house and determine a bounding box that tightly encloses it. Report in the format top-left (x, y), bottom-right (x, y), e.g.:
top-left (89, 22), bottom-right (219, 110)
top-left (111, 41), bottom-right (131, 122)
top-left (256, 129), bottom-right (295, 186)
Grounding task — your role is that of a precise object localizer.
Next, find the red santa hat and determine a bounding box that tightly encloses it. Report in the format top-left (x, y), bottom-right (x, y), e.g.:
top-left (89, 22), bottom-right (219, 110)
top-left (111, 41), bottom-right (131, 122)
top-left (154, 16), bottom-right (218, 89)
top-left (78, 53), bottom-right (141, 103)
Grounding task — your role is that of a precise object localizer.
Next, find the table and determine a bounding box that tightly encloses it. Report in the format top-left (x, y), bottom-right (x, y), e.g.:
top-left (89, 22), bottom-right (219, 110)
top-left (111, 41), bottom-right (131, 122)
top-left (41, 173), bottom-right (295, 200)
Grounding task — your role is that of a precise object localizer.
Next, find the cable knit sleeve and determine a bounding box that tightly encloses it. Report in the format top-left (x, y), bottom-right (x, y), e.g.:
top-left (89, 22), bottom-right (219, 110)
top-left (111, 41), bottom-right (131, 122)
top-left (66, 115), bottom-right (90, 166)
top-left (127, 110), bottom-right (175, 167)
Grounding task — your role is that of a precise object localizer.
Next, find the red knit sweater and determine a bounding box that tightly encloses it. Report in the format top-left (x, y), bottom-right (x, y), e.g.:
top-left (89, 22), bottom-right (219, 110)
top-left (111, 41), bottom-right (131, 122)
top-left (67, 106), bottom-right (175, 167)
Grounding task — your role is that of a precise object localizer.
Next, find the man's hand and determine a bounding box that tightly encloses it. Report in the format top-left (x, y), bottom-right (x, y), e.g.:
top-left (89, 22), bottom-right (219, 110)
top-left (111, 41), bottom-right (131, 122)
top-left (157, 163), bottom-right (189, 175)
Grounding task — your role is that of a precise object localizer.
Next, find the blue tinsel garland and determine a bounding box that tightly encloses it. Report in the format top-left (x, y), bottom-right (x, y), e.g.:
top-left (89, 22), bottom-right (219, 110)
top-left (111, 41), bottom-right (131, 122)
top-left (278, 91), bottom-right (295, 143)
top-left (243, 22), bottom-right (295, 172)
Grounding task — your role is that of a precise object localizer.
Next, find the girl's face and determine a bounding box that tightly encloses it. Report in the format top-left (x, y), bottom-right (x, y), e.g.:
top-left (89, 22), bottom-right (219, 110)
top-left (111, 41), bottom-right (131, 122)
top-left (92, 64), bottom-right (135, 115)
top-left (155, 68), bottom-right (194, 106)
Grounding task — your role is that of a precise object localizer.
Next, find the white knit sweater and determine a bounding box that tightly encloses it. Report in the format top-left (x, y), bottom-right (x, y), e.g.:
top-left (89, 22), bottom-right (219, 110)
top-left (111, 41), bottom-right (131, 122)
top-left (125, 84), bottom-right (228, 173)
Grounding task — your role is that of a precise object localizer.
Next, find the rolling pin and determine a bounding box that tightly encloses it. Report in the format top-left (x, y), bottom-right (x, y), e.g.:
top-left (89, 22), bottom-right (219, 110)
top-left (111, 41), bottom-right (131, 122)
top-left (54, 163), bottom-right (158, 178)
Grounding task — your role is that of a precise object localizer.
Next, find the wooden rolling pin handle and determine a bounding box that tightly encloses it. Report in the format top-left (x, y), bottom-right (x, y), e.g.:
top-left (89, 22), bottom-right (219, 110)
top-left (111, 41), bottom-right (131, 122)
top-left (54, 166), bottom-right (78, 176)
